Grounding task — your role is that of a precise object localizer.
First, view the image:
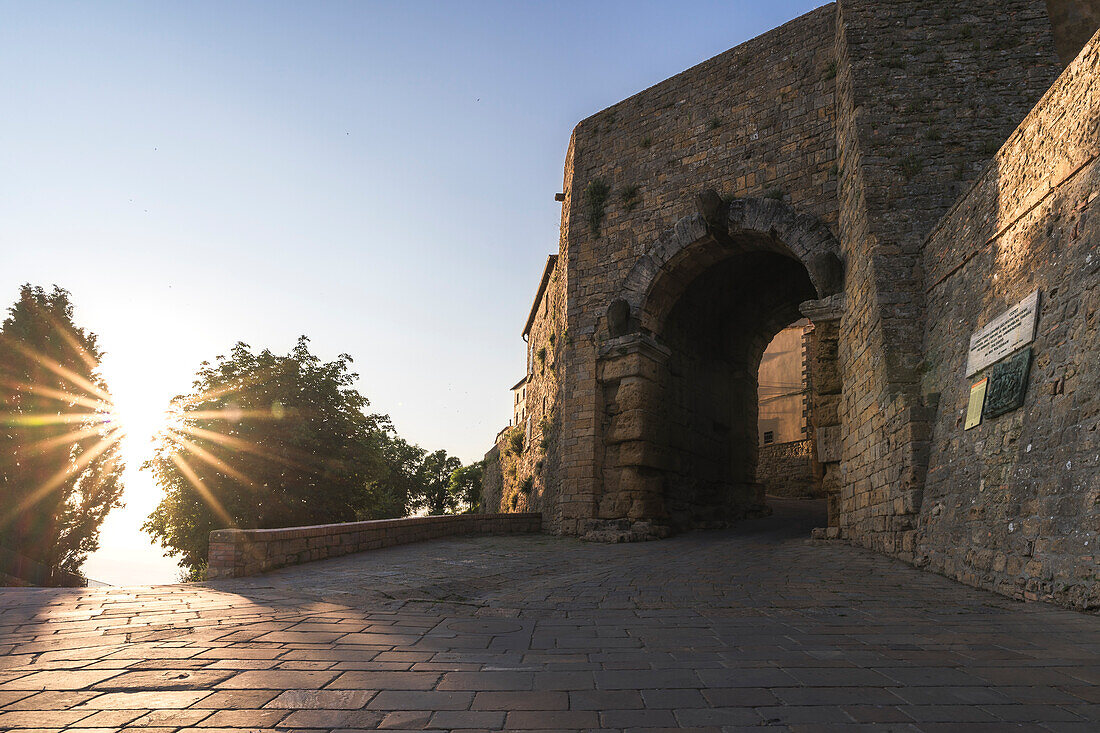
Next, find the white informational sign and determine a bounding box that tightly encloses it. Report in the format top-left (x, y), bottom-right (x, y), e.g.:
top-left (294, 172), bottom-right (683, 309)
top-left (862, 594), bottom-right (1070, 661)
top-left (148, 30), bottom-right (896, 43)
top-left (965, 289), bottom-right (1040, 377)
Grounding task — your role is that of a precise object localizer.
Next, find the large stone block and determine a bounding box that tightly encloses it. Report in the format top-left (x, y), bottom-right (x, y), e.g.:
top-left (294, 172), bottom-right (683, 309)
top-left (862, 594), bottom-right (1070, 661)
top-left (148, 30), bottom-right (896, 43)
top-left (606, 409), bottom-right (662, 444)
top-left (609, 377), bottom-right (661, 414)
top-left (817, 425), bottom-right (843, 463)
top-left (616, 440), bottom-right (673, 469)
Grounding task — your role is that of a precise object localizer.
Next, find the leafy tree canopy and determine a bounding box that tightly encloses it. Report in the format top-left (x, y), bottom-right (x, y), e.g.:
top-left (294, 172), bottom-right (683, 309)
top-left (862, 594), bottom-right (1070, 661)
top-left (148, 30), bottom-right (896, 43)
top-left (362, 434), bottom-right (424, 521)
top-left (0, 284), bottom-right (124, 575)
top-left (448, 460), bottom-right (484, 514)
top-left (143, 337), bottom-right (397, 573)
top-left (143, 336), bottom-right (487, 578)
top-left (415, 449), bottom-right (463, 516)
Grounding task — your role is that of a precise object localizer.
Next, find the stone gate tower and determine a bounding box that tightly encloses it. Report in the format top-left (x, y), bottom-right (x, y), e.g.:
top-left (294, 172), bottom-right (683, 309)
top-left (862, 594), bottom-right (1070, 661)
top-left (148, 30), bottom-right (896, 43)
top-left (485, 0), bottom-right (1100, 610)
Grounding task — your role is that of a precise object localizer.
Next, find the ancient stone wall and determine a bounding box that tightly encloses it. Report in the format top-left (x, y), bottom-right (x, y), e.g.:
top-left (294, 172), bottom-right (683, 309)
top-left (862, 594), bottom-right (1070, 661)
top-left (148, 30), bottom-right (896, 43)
top-left (485, 0), bottom-right (1100, 611)
top-left (553, 5), bottom-right (840, 535)
top-left (756, 439), bottom-right (818, 498)
top-left (480, 443), bottom-right (503, 512)
top-left (483, 255), bottom-right (566, 520)
top-left (1046, 0), bottom-right (1100, 64)
top-left (830, 0), bottom-right (1062, 559)
top-left (918, 28), bottom-right (1100, 610)
top-left (207, 513), bottom-right (542, 579)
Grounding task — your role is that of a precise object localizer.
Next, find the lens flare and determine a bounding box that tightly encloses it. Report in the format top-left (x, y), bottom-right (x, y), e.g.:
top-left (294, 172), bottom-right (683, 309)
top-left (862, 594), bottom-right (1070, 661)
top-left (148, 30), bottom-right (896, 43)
top-left (0, 341), bottom-right (124, 529)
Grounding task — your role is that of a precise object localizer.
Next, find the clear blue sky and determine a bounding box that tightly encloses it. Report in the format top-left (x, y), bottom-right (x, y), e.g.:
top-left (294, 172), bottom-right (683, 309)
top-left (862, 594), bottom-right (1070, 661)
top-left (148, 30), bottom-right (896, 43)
top-left (2, 0), bottom-right (825, 584)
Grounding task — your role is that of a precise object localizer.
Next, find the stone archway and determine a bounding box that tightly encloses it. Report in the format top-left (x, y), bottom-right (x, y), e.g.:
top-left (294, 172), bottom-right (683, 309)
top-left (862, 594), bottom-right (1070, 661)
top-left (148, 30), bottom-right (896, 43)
top-left (590, 194), bottom-right (845, 541)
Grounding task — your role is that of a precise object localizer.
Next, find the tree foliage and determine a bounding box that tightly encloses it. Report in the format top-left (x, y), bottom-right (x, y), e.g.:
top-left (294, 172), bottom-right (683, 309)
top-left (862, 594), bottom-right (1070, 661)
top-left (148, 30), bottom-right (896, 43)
top-left (0, 285), bottom-right (124, 575)
top-left (143, 337), bottom-right (396, 572)
top-left (142, 337), bottom-right (483, 576)
top-left (360, 433), bottom-right (424, 521)
top-left (142, 336), bottom-right (489, 576)
top-left (448, 460), bottom-right (484, 513)
top-left (414, 449), bottom-right (463, 516)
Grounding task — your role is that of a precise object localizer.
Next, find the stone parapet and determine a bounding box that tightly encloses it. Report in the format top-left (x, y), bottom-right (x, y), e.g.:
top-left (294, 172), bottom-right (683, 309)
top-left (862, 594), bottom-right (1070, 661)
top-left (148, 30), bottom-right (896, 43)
top-left (756, 439), bottom-right (818, 498)
top-left (206, 513), bottom-right (542, 579)
top-left (0, 546), bottom-right (86, 587)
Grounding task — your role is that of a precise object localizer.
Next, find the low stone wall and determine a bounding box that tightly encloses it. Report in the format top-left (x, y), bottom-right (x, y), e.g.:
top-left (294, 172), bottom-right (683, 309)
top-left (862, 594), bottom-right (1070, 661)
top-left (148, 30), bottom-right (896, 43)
top-left (0, 546), bottom-right (86, 587)
top-left (207, 513), bottom-right (542, 579)
top-left (756, 439), bottom-right (818, 498)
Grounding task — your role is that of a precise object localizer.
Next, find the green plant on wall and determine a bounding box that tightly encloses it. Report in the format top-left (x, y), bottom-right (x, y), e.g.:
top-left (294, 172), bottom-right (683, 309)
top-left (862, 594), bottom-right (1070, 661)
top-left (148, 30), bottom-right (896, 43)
top-left (519, 475), bottom-right (534, 495)
top-left (764, 187), bottom-right (784, 201)
top-left (583, 179), bottom-right (611, 238)
top-left (507, 425), bottom-right (524, 456)
top-left (620, 184), bottom-right (641, 212)
top-left (899, 154), bottom-right (923, 180)
top-left (537, 346), bottom-right (547, 364)
top-left (538, 416), bottom-right (554, 454)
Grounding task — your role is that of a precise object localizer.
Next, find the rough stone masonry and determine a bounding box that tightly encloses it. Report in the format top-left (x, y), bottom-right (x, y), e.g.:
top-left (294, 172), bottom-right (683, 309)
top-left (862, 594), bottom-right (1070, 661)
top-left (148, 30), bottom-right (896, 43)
top-left (483, 0), bottom-right (1100, 612)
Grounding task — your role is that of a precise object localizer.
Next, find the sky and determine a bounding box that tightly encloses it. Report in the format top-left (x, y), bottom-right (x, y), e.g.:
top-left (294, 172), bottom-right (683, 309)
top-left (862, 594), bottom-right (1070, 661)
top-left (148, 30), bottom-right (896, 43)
top-left (1, 0), bottom-right (825, 585)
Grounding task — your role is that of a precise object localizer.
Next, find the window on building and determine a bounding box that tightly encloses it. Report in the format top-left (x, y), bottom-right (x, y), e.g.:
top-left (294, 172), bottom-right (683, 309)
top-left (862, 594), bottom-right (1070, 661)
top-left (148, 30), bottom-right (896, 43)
top-left (763, 430), bottom-right (775, 445)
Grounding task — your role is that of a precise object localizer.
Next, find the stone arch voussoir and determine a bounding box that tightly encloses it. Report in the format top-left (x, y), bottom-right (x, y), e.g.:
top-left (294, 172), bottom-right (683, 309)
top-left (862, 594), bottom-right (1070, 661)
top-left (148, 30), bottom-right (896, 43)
top-left (614, 197), bottom-right (842, 335)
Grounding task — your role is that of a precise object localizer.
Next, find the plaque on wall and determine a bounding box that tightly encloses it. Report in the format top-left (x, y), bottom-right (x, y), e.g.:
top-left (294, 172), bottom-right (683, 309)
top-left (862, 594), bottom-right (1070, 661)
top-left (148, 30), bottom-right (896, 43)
top-left (982, 348), bottom-right (1032, 419)
top-left (964, 377), bottom-right (987, 430)
top-left (965, 289), bottom-right (1039, 377)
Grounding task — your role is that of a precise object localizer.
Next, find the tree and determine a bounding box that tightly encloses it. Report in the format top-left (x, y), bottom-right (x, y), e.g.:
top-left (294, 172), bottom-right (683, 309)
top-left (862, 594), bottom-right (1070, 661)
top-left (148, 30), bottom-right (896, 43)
top-left (414, 449), bottom-right (462, 516)
top-left (0, 285), bottom-right (124, 576)
top-left (448, 461), bottom-right (484, 513)
top-left (360, 431), bottom-right (424, 520)
top-left (142, 337), bottom-right (393, 575)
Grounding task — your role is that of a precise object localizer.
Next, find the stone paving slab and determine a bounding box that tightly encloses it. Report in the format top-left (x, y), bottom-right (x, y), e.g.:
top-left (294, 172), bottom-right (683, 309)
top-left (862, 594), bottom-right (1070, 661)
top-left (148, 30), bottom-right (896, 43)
top-left (1, 499), bottom-right (1100, 731)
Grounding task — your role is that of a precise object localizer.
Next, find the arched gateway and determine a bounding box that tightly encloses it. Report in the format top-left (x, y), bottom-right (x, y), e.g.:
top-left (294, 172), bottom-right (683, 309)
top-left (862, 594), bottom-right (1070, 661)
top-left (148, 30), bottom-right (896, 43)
top-left (482, 0), bottom-right (1100, 612)
top-left (591, 195), bottom-right (844, 539)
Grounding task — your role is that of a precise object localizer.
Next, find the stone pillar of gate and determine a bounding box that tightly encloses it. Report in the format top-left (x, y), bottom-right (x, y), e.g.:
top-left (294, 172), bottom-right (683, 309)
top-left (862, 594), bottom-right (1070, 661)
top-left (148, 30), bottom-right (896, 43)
top-left (800, 294), bottom-right (846, 533)
top-left (588, 333), bottom-right (672, 542)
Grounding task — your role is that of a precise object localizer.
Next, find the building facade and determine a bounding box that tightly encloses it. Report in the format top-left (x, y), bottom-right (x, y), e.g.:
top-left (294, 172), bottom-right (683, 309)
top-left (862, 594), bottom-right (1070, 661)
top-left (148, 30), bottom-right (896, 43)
top-left (755, 321), bottom-right (818, 498)
top-left (757, 320), bottom-right (810, 446)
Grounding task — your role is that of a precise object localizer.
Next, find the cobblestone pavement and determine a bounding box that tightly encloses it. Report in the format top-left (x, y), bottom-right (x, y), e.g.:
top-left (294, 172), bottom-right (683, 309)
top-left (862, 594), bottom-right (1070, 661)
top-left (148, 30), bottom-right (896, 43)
top-left (2, 499), bottom-right (1100, 732)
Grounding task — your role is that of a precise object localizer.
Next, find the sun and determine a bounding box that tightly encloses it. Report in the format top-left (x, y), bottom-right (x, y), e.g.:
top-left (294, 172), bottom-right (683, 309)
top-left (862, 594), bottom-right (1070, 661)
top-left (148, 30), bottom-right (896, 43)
top-left (101, 365), bottom-right (179, 467)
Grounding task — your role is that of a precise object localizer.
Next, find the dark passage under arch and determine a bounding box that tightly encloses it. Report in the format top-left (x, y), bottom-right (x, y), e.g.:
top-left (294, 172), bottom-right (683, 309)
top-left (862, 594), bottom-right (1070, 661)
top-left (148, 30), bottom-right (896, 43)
top-left (658, 250), bottom-right (818, 528)
top-left (593, 197), bottom-right (842, 538)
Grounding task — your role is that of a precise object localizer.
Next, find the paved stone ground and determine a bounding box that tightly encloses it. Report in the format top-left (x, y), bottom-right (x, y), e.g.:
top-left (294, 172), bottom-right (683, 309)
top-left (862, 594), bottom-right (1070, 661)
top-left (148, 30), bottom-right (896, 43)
top-left (2, 499), bottom-right (1100, 732)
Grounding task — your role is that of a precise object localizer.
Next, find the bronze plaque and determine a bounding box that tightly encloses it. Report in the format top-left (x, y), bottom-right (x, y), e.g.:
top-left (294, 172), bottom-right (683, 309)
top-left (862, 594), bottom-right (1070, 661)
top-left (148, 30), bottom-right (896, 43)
top-left (982, 348), bottom-right (1032, 420)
